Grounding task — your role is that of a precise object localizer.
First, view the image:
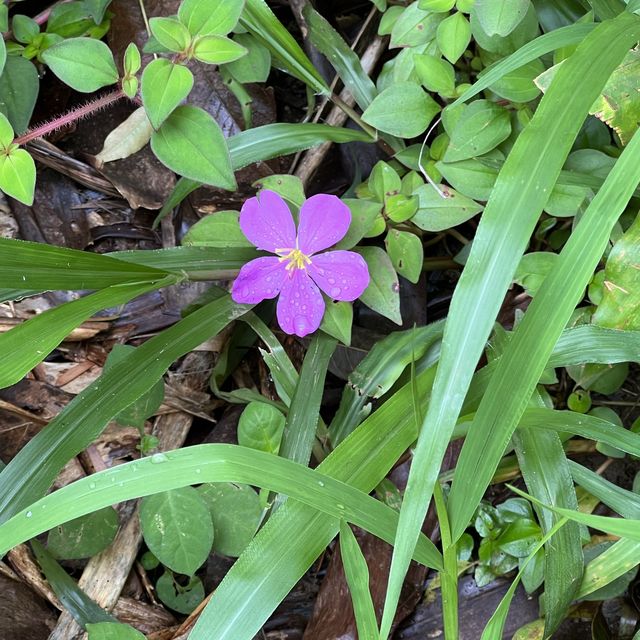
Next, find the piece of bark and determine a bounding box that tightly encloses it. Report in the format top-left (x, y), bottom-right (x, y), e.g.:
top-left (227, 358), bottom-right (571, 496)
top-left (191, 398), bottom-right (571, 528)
top-left (112, 596), bottom-right (177, 635)
top-left (48, 352), bottom-right (214, 639)
top-left (0, 573), bottom-right (57, 640)
top-left (7, 545), bottom-right (62, 611)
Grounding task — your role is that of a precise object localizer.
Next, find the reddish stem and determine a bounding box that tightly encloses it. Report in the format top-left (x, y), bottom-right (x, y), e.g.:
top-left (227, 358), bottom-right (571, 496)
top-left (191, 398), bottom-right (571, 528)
top-left (14, 89), bottom-right (126, 146)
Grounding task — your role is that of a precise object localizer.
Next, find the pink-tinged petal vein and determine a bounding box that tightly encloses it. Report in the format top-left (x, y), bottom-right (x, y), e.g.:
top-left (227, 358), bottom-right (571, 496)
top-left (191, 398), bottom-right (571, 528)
top-left (239, 190), bottom-right (296, 252)
top-left (297, 194), bottom-right (351, 255)
top-left (308, 250), bottom-right (369, 301)
top-left (231, 257), bottom-right (287, 304)
top-left (276, 269), bottom-right (325, 337)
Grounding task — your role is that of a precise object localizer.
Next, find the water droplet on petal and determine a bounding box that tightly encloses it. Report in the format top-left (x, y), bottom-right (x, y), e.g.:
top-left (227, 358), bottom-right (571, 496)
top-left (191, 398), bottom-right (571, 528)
top-left (294, 316), bottom-right (308, 335)
top-left (328, 277), bottom-right (336, 285)
top-left (330, 287), bottom-right (341, 298)
top-left (241, 286), bottom-right (250, 297)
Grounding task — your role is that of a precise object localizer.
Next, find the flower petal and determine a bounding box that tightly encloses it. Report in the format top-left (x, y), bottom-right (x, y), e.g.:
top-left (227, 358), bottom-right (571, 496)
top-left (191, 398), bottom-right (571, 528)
top-left (297, 194), bottom-right (351, 255)
top-left (276, 269), bottom-right (325, 337)
top-left (308, 250), bottom-right (369, 301)
top-left (239, 190), bottom-right (296, 252)
top-left (231, 257), bottom-right (286, 303)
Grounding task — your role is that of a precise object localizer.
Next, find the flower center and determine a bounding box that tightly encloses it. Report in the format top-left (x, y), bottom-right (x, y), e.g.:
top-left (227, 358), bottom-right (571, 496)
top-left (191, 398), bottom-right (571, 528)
top-left (276, 247), bottom-right (312, 271)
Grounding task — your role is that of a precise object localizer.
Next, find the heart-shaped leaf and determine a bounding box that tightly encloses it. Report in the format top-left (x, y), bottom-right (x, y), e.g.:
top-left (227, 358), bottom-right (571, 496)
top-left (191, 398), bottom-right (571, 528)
top-left (142, 59), bottom-right (194, 129)
top-left (179, 0), bottom-right (246, 36)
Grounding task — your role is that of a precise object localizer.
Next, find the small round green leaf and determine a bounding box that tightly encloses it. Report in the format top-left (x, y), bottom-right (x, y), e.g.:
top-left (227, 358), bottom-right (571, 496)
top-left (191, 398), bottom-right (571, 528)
top-left (355, 246), bottom-right (402, 324)
top-left (142, 59), bottom-right (194, 129)
top-left (0, 56), bottom-right (38, 135)
top-left (198, 483), bottom-right (261, 557)
top-left (362, 82), bottom-right (440, 138)
top-left (140, 487), bottom-right (213, 575)
top-left (192, 35), bottom-right (247, 65)
top-left (156, 571), bottom-right (205, 614)
top-left (178, 0), bottom-right (246, 36)
top-left (487, 59), bottom-right (544, 103)
top-left (12, 15), bottom-right (39, 44)
top-left (183, 210), bottom-right (252, 248)
top-left (225, 34), bottom-right (271, 83)
top-left (419, 0), bottom-right (456, 11)
top-left (149, 17), bottom-right (191, 53)
top-left (41, 38), bottom-right (118, 92)
top-left (412, 183), bottom-right (483, 231)
top-left (151, 105), bottom-right (236, 189)
top-left (437, 12), bottom-right (471, 64)
top-left (124, 42), bottom-right (141, 75)
top-left (47, 507), bottom-right (119, 560)
top-left (238, 401), bottom-right (285, 455)
top-left (385, 229), bottom-right (424, 284)
top-left (414, 53), bottom-right (456, 97)
top-left (0, 148), bottom-right (36, 205)
top-left (473, 0), bottom-right (530, 37)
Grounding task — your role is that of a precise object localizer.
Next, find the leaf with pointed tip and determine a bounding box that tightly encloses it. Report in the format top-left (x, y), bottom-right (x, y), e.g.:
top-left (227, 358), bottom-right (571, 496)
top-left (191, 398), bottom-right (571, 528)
top-left (0, 148), bottom-right (36, 205)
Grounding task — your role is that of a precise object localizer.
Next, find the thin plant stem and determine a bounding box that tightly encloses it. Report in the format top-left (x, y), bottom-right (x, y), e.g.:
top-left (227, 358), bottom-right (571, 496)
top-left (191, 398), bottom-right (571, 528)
top-left (14, 90), bottom-right (126, 146)
top-left (329, 93), bottom-right (377, 140)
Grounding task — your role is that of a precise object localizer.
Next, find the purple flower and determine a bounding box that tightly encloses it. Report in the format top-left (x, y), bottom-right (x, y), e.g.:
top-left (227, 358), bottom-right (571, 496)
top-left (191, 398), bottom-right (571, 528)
top-left (231, 190), bottom-right (370, 337)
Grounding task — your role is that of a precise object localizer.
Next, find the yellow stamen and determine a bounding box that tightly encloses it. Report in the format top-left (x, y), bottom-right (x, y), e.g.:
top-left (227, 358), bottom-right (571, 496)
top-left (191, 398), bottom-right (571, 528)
top-left (275, 247), bottom-right (312, 271)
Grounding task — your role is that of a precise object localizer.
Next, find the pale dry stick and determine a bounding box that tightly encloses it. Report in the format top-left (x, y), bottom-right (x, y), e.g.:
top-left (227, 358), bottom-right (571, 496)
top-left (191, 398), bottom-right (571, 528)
top-left (294, 35), bottom-right (387, 187)
top-left (48, 352), bottom-right (213, 640)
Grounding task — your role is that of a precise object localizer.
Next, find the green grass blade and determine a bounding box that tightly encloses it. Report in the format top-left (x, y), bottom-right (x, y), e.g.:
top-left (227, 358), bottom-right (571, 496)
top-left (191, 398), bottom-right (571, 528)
top-left (512, 425), bottom-right (582, 633)
top-left (340, 521), bottom-right (380, 640)
top-left (450, 23), bottom-right (596, 108)
top-left (579, 538), bottom-right (640, 599)
top-left (0, 279), bottom-right (175, 389)
top-left (0, 238), bottom-right (171, 290)
top-left (228, 123), bottom-right (372, 170)
top-left (0, 444), bottom-right (442, 570)
top-left (111, 246), bottom-right (257, 279)
top-left (0, 295), bottom-right (250, 524)
top-left (382, 14), bottom-right (640, 638)
top-left (279, 334), bottom-right (336, 465)
top-left (448, 75), bottom-right (640, 539)
top-left (240, 0), bottom-right (329, 94)
top-left (0, 289), bottom-right (42, 303)
top-left (550, 326), bottom-right (640, 365)
top-left (303, 5), bottom-right (377, 110)
top-left (31, 540), bottom-right (114, 627)
top-left (330, 322), bottom-right (444, 446)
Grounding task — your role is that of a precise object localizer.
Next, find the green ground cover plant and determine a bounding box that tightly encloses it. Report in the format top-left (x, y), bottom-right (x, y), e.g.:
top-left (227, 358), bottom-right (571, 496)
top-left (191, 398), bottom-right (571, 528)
top-left (2, 0), bottom-right (640, 637)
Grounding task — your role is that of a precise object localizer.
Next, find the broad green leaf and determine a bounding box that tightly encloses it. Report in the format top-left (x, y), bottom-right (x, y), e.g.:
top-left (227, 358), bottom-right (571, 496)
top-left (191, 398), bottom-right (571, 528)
top-left (437, 12), bottom-right (471, 63)
top-left (362, 82), bottom-right (440, 138)
top-left (386, 194), bottom-right (419, 223)
top-left (473, 0), bottom-right (531, 36)
top-left (382, 14), bottom-right (640, 639)
top-left (140, 487), bottom-right (213, 575)
top-left (32, 540), bottom-right (114, 627)
top-left (340, 521), bottom-right (379, 640)
top-left (436, 156), bottom-right (499, 200)
top-left (355, 246), bottom-right (401, 324)
top-left (151, 105), bottom-right (236, 189)
top-left (12, 15), bottom-right (39, 44)
top-left (192, 35), bottom-right (246, 64)
top-left (470, 1), bottom-right (539, 55)
top-left (142, 59), bottom-right (194, 130)
top-left (368, 160), bottom-right (401, 203)
top-left (156, 572), bottom-right (205, 613)
top-left (487, 59), bottom-right (544, 103)
top-left (45, 4), bottom-right (93, 38)
top-left (513, 252), bottom-right (559, 297)
top-left (0, 147), bottom-right (35, 205)
top-left (254, 174), bottom-right (305, 207)
top-left (238, 401), bottom-right (285, 454)
top-left (419, 0), bottom-right (456, 10)
top-left (198, 483), bottom-right (261, 557)
top-left (95, 107), bottom-right (154, 164)
top-left (593, 213), bottom-right (640, 329)
top-left (390, 4), bottom-right (444, 48)
top-left (335, 199), bottom-right (383, 250)
top-left (84, 0), bottom-right (112, 24)
top-left (41, 38), bottom-right (118, 92)
top-left (320, 300), bottom-right (353, 345)
top-left (385, 229), bottom-right (423, 283)
top-left (0, 295), bottom-right (250, 525)
top-left (581, 541), bottom-right (638, 601)
top-left (47, 507), bottom-right (119, 560)
top-left (0, 56), bottom-right (39, 134)
top-left (415, 53), bottom-right (456, 97)
top-left (411, 183), bottom-right (483, 231)
top-left (303, 5), bottom-right (377, 110)
top-left (0, 112), bottom-right (13, 146)
top-left (240, 0), bottom-right (329, 94)
top-left (179, 0), bottom-right (245, 36)
top-left (123, 43), bottom-right (141, 75)
top-left (149, 17), bottom-right (191, 53)
top-left (182, 211), bottom-right (252, 248)
top-left (0, 444), bottom-right (443, 571)
top-left (87, 622), bottom-right (146, 640)
top-left (225, 33), bottom-right (271, 83)
top-left (443, 100), bottom-right (512, 162)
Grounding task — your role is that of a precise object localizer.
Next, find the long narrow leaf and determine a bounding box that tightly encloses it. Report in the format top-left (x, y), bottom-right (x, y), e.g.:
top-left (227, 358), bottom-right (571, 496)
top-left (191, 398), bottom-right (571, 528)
top-left (0, 279), bottom-right (176, 389)
top-left (0, 295), bottom-right (250, 523)
top-left (0, 444), bottom-right (442, 570)
top-left (383, 14), bottom-right (640, 638)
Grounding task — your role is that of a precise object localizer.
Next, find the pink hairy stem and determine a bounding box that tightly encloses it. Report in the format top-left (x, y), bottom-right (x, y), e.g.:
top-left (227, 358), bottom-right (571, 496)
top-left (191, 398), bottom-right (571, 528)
top-left (13, 89), bottom-right (126, 146)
